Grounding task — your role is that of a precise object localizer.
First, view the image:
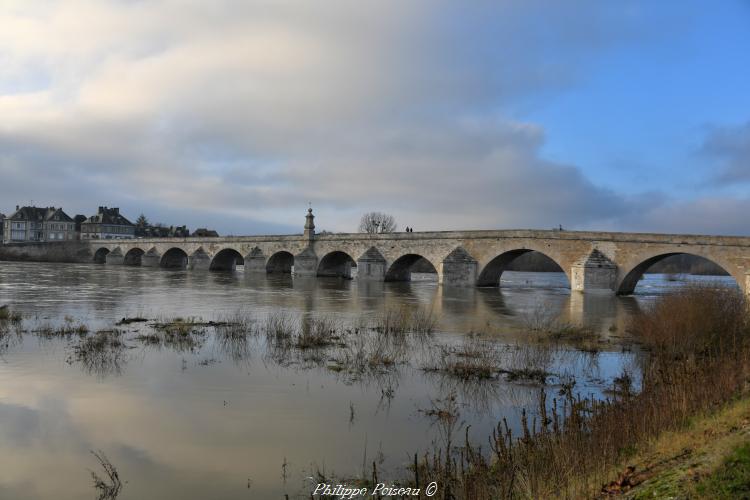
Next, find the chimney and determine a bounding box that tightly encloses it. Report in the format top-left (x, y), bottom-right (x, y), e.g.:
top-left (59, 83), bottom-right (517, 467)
top-left (15, 205), bottom-right (19, 211)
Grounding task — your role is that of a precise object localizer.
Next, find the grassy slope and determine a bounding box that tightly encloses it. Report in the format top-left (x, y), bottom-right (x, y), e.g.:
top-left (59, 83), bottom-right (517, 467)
top-left (596, 395), bottom-right (750, 499)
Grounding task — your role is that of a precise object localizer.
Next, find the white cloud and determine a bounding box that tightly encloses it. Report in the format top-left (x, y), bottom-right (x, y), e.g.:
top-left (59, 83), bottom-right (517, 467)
top-left (0, 1), bottom-right (747, 235)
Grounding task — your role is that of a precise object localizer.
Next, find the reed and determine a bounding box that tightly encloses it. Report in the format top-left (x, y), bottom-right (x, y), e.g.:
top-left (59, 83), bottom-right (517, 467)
top-left (71, 330), bottom-right (126, 377)
top-left (423, 338), bottom-right (502, 381)
top-left (404, 285), bottom-right (750, 499)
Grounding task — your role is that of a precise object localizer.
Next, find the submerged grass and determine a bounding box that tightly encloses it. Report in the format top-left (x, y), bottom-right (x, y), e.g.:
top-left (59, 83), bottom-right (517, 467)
top-left (0, 306), bottom-right (24, 354)
top-left (423, 335), bottom-right (554, 385)
top-left (34, 319), bottom-right (90, 338)
top-left (0, 305), bottom-right (22, 324)
top-left (137, 316), bottom-right (217, 351)
top-left (423, 338), bottom-right (502, 381)
top-left (214, 311), bottom-right (256, 362)
top-left (296, 315), bottom-right (342, 349)
top-left (70, 330), bottom-right (127, 377)
top-left (374, 307), bottom-right (437, 336)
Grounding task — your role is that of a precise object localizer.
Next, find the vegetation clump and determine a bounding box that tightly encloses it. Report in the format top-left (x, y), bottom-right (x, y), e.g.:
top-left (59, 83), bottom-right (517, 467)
top-left (133, 317), bottom-right (213, 351)
top-left (0, 305), bottom-right (22, 324)
top-left (34, 317), bottom-right (90, 338)
top-left (214, 311), bottom-right (256, 361)
top-left (70, 330), bottom-right (127, 376)
top-left (296, 315), bottom-right (342, 349)
top-left (115, 317), bottom-right (148, 325)
top-left (423, 339), bottom-right (502, 381)
top-left (374, 307), bottom-right (436, 336)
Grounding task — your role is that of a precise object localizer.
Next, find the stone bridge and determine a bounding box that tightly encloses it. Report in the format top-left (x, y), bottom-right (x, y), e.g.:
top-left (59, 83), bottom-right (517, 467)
top-left (82, 210), bottom-right (750, 295)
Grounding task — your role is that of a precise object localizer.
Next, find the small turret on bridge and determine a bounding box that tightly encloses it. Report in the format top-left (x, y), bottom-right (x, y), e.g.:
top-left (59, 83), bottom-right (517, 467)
top-left (4, 208), bottom-right (750, 295)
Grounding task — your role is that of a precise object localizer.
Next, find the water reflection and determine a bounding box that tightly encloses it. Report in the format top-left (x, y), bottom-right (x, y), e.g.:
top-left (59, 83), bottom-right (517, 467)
top-left (0, 263), bottom-right (735, 499)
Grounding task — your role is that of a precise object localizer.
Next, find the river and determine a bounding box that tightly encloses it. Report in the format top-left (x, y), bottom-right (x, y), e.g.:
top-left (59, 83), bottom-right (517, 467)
top-left (0, 262), bottom-right (736, 499)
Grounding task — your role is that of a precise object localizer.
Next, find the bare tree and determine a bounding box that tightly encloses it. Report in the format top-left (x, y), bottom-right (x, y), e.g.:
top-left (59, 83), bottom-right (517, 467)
top-left (358, 212), bottom-right (397, 234)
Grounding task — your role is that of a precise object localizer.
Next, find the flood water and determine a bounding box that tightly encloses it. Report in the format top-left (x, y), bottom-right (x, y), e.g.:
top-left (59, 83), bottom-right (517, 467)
top-left (0, 262), bottom-right (736, 499)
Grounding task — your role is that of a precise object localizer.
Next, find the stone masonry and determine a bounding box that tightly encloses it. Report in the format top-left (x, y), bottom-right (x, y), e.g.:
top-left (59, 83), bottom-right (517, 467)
top-left (3, 210), bottom-right (750, 294)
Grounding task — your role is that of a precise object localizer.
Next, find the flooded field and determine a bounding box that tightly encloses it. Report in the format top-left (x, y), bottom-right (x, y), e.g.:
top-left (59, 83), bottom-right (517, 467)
top-left (0, 262), bottom-right (736, 499)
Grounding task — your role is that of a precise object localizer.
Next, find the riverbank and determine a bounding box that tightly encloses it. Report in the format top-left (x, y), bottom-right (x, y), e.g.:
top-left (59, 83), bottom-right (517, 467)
top-left (599, 394), bottom-right (750, 499)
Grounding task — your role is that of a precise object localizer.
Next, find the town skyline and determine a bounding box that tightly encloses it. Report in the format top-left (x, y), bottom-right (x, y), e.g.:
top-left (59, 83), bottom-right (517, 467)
top-left (1, 1), bottom-right (749, 236)
top-left (0, 203), bottom-right (221, 243)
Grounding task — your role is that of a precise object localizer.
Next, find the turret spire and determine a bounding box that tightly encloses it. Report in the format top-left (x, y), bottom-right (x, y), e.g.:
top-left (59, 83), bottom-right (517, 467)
top-left (304, 207), bottom-right (315, 240)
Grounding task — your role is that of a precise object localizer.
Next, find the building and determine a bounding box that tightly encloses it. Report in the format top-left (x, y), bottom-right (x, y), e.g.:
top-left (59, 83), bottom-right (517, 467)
top-left (137, 224), bottom-right (190, 238)
top-left (2, 206), bottom-right (76, 243)
top-left (80, 207), bottom-right (135, 240)
top-left (192, 228), bottom-right (219, 237)
top-left (0, 213), bottom-right (5, 242)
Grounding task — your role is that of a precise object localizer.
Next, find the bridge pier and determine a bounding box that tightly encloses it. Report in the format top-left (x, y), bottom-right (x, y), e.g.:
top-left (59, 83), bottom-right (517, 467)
top-left (105, 248), bottom-right (124, 265)
top-left (292, 247), bottom-right (318, 277)
top-left (439, 247), bottom-right (477, 287)
top-left (244, 249), bottom-right (266, 272)
top-left (188, 249), bottom-right (211, 271)
top-left (356, 248), bottom-right (387, 281)
top-left (570, 250), bottom-right (617, 293)
top-left (142, 249), bottom-right (161, 267)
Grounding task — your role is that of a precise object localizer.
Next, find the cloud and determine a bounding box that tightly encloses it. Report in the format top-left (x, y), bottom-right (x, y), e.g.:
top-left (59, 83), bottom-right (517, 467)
top-left (615, 195), bottom-right (750, 237)
top-left (0, 1), bottom-right (748, 235)
top-left (701, 121), bottom-right (750, 185)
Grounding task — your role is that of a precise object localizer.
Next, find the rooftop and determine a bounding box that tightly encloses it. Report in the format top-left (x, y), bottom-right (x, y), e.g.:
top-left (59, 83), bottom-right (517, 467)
top-left (7, 206), bottom-right (73, 222)
top-left (83, 206), bottom-right (134, 226)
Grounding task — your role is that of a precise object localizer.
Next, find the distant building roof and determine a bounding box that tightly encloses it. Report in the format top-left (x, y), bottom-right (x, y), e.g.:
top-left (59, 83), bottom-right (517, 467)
top-left (7, 206), bottom-right (74, 222)
top-left (83, 207), bottom-right (134, 226)
top-left (193, 228), bottom-right (219, 237)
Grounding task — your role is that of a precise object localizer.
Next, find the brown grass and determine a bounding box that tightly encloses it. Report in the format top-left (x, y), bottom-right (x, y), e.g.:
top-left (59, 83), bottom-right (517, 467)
top-left (296, 315), bottom-right (342, 349)
top-left (374, 307), bottom-right (437, 336)
top-left (423, 338), bottom-right (502, 381)
top-left (402, 285), bottom-right (750, 499)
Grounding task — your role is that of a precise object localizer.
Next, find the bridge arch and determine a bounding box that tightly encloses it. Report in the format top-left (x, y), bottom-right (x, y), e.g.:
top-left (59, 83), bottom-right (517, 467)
top-left (317, 251), bottom-right (357, 278)
top-left (477, 249), bottom-right (570, 288)
top-left (160, 247), bottom-right (188, 269)
top-left (210, 248), bottom-right (244, 272)
top-left (617, 252), bottom-right (738, 295)
top-left (123, 248), bottom-right (145, 266)
top-left (385, 254), bottom-right (438, 282)
top-left (93, 247), bottom-right (110, 264)
top-left (266, 251), bottom-right (294, 274)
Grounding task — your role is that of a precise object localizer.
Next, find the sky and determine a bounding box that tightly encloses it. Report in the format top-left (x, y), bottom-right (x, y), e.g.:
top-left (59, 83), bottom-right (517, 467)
top-left (1, 0), bottom-right (749, 235)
